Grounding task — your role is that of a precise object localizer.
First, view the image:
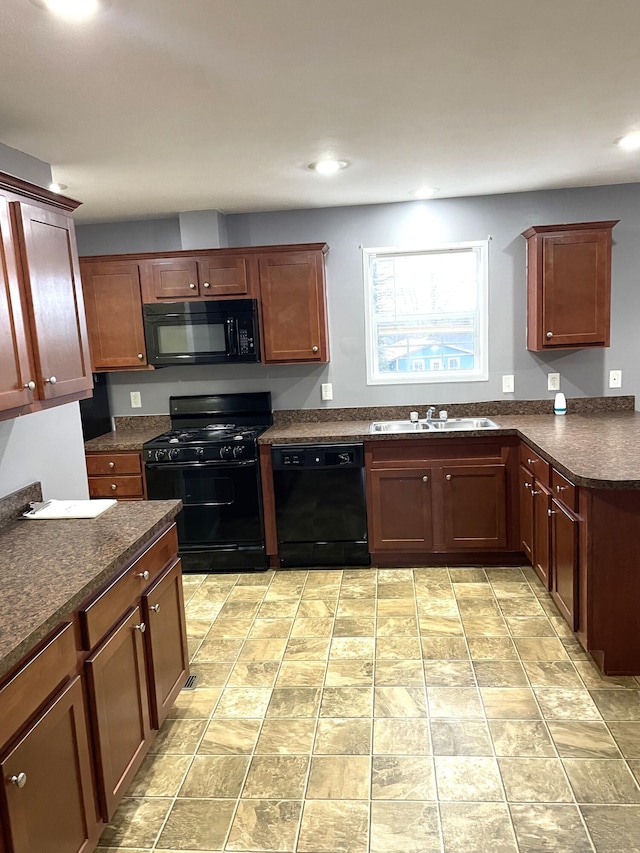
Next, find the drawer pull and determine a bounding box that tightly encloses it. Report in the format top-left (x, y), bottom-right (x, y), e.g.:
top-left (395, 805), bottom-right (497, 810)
top-left (111, 484), bottom-right (117, 490)
top-left (138, 570), bottom-right (150, 581)
top-left (527, 458), bottom-right (537, 465)
top-left (556, 485), bottom-right (567, 492)
top-left (150, 603), bottom-right (160, 612)
top-left (548, 509), bottom-right (556, 516)
top-left (108, 461), bottom-right (115, 469)
top-left (10, 773), bottom-right (27, 788)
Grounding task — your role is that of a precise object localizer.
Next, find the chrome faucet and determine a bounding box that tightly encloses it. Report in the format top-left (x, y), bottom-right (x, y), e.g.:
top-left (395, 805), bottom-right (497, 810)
top-left (426, 407), bottom-right (436, 422)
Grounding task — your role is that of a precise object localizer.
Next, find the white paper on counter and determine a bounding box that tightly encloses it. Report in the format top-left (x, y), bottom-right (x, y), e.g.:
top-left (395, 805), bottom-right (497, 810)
top-left (23, 499), bottom-right (117, 520)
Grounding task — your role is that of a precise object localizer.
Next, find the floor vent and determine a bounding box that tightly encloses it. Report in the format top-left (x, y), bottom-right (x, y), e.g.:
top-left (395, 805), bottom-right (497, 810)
top-left (182, 674), bottom-right (198, 690)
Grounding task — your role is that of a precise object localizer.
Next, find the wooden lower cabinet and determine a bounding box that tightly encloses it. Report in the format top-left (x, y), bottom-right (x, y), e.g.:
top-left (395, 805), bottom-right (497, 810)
top-left (85, 606), bottom-right (152, 820)
top-left (368, 467), bottom-right (433, 551)
top-left (0, 677), bottom-right (98, 853)
top-left (442, 464), bottom-right (507, 550)
top-left (550, 498), bottom-right (579, 630)
top-left (86, 451), bottom-right (146, 501)
top-left (519, 464), bottom-right (534, 563)
top-left (532, 483), bottom-right (551, 588)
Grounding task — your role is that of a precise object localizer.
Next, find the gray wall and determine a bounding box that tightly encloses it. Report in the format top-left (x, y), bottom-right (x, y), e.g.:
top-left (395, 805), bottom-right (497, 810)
top-left (0, 144), bottom-right (89, 501)
top-left (75, 216), bottom-right (182, 256)
top-left (96, 183), bottom-right (640, 416)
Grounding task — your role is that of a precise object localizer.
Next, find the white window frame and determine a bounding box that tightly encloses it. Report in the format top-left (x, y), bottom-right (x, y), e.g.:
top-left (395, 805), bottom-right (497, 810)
top-left (363, 240), bottom-right (489, 386)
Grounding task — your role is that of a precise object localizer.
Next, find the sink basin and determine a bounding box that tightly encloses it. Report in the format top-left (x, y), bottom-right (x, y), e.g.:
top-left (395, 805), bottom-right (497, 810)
top-left (369, 417), bottom-right (499, 433)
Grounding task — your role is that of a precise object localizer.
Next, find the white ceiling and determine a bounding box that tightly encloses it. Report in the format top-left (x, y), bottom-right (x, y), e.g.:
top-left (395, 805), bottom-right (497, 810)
top-left (2, 0), bottom-right (640, 222)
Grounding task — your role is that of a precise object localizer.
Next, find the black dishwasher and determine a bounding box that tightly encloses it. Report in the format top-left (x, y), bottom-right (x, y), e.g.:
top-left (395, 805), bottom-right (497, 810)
top-left (272, 443), bottom-right (370, 568)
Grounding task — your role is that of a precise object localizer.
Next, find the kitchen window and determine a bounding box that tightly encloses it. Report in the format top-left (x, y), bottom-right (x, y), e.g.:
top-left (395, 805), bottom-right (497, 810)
top-left (363, 241), bottom-right (489, 385)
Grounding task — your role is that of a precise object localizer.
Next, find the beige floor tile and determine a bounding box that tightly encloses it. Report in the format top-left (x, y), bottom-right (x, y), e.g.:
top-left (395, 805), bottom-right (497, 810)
top-left (574, 660), bottom-right (640, 689)
top-left (297, 800), bottom-right (369, 853)
top-left (297, 598), bottom-right (336, 618)
top-left (266, 687), bottom-right (321, 717)
top-left (192, 637), bottom-right (243, 662)
top-left (449, 568), bottom-right (488, 583)
top-left (580, 804), bottom-right (640, 852)
top-left (440, 801), bottom-right (517, 853)
top-left (373, 718), bottom-right (431, 755)
top-left (457, 598), bottom-right (502, 617)
top-left (99, 798), bottom-right (173, 848)
top-left (421, 637), bottom-right (469, 660)
top-left (431, 720), bottom-right (492, 756)
top-left (489, 720), bottom-right (555, 757)
top-left (242, 755), bottom-right (309, 798)
top-left (178, 754), bottom-right (249, 798)
top-left (227, 661), bottom-right (279, 687)
top-left (275, 660), bottom-right (327, 687)
top-left (416, 597), bottom-right (459, 617)
top-left (149, 719), bottom-right (207, 755)
top-left (213, 687), bottom-right (272, 718)
top-left (376, 597), bottom-right (417, 616)
top-left (227, 799), bottom-right (302, 852)
top-left (329, 637), bottom-right (375, 659)
top-left (257, 599), bottom-right (299, 618)
top-left (435, 756), bottom-right (504, 801)
top-left (473, 660), bottom-right (528, 687)
top-left (534, 688), bottom-right (601, 720)
top-left (374, 659), bottom-right (424, 686)
top-left (514, 637), bottom-right (569, 661)
top-left (418, 616), bottom-right (463, 636)
top-left (307, 755), bottom-right (371, 798)
top-left (227, 584), bottom-right (267, 600)
top-left (325, 660), bottom-right (374, 686)
top-left (218, 600), bottom-right (261, 618)
top-left (630, 760), bottom-right (640, 784)
top-left (467, 637), bottom-right (518, 660)
top-left (197, 718), bottom-right (262, 755)
top-left (590, 689), bottom-right (640, 720)
top-left (283, 637), bottom-right (330, 660)
top-left (237, 637), bottom-right (287, 661)
top-left (186, 616), bottom-right (217, 640)
top-left (376, 637), bottom-right (422, 659)
top-left (460, 615), bottom-right (509, 636)
top-left (376, 616), bottom-right (419, 636)
top-left (378, 581), bottom-right (415, 598)
top-left (370, 801), bottom-right (441, 853)
top-left (548, 720), bottom-right (621, 758)
top-left (314, 718), bottom-right (372, 754)
top-left (491, 582), bottom-right (533, 599)
top-left (453, 582), bottom-right (493, 598)
top-left (423, 660), bottom-right (475, 687)
top-left (498, 597), bottom-right (544, 616)
top-left (126, 754), bottom-right (191, 797)
top-left (156, 798), bottom-right (236, 851)
top-left (521, 660), bottom-right (582, 688)
top-left (374, 686), bottom-right (427, 717)
top-left (371, 755), bottom-right (436, 801)
top-left (255, 719), bottom-right (316, 754)
top-left (290, 617), bottom-right (334, 637)
top-left (336, 598), bottom-right (376, 617)
top-left (167, 688), bottom-right (221, 719)
top-left (608, 722), bottom-right (640, 758)
top-left (505, 616), bottom-right (556, 637)
top-left (509, 803), bottom-right (593, 852)
top-left (248, 617), bottom-right (293, 638)
top-left (480, 688), bottom-right (541, 719)
top-left (427, 687), bottom-right (484, 719)
top-left (205, 617), bottom-right (253, 638)
top-left (563, 758), bottom-right (640, 803)
top-left (332, 617), bottom-right (375, 637)
top-left (320, 686), bottom-right (373, 717)
top-left (499, 757), bottom-right (573, 802)
top-left (187, 661), bottom-right (233, 688)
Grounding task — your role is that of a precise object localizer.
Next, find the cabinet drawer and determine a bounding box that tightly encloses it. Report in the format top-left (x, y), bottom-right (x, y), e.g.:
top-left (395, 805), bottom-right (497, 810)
top-left (519, 444), bottom-right (550, 486)
top-left (89, 475), bottom-right (144, 498)
top-left (0, 622), bottom-right (76, 748)
top-left (551, 469), bottom-right (578, 511)
top-left (86, 452), bottom-right (142, 476)
top-left (80, 524), bottom-right (178, 650)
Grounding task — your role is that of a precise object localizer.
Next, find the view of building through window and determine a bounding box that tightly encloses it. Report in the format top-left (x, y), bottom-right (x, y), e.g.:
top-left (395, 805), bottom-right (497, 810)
top-left (364, 242), bottom-right (488, 384)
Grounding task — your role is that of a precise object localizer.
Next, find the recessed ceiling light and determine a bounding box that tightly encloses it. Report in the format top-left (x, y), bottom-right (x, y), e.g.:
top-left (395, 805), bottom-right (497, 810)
top-left (30, 0), bottom-right (109, 19)
top-left (617, 132), bottom-right (640, 152)
top-left (49, 182), bottom-right (68, 193)
top-left (308, 160), bottom-right (349, 175)
top-left (411, 187), bottom-right (439, 199)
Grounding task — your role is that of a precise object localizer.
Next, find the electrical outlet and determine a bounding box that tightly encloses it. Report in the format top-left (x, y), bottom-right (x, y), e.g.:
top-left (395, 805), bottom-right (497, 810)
top-left (321, 383), bottom-right (333, 401)
top-left (130, 391), bottom-right (142, 408)
top-left (547, 373), bottom-right (560, 392)
top-left (502, 375), bottom-right (514, 393)
top-left (609, 369), bottom-right (622, 388)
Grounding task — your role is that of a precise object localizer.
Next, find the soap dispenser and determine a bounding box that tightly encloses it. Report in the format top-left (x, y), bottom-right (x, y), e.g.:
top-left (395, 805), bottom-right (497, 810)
top-left (554, 392), bottom-right (566, 416)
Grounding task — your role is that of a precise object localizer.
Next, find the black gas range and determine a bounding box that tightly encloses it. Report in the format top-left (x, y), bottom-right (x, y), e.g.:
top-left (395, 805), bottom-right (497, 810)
top-left (143, 392), bottom-right (272, 573)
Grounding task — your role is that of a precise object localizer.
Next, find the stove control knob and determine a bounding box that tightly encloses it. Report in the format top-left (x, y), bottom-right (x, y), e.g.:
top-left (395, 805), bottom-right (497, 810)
top-left (155, 449), bottom-right (168, 461)
top-left (169, 448), bottom-right (180, 460)
top-left (233, 445), bottom-right (245, 458)
top-left (195, 447), bottom-right (205, 458)
top-left (220, 445), bottom-right (234, 459)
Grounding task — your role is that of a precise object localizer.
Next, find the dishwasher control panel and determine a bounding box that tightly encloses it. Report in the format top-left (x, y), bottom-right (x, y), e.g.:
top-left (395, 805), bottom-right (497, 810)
top-left (271, 443), bottom-right (364, 469)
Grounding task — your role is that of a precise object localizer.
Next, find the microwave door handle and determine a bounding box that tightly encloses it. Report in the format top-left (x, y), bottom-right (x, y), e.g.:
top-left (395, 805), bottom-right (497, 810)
top-left (225, 318), bottom-right (238, 356)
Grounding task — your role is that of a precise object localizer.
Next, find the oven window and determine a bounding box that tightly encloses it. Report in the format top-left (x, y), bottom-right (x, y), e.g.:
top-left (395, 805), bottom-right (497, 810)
top-left (157, 322), bottom-right (226, 355)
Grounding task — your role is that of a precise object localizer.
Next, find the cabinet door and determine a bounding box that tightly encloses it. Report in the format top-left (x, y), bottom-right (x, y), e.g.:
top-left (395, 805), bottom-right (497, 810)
top-left (0, 194), bottom-right (33, 414)
top-left (519, 465), bottom-right (534, 562)
top-left (532, 482), bottom-right (552, 589)
top-left (259, 251), bottom-right (328, 363)
top-left (143, 559), bottom-right (189, 729)
top-left (0, 677), bottom-right (98, 853)
top-left (12, 203), bottom-right (92, 400)
top-left (81, 261), bottom-right (147, 369)
top-left (150, 258), bottom-right (199, 298)
top-left (197, 255), bottom-right (250, 297)
top-left (368, 467), bottom-right (433, 551)
top-left (442, 464), bottom-right (507, 550)
top-left (85, 606), bottom-right (151, 820)
top-left (550, 499), bottom-right (579, 630)
top-left (542, 230), bottom-right (611, 348)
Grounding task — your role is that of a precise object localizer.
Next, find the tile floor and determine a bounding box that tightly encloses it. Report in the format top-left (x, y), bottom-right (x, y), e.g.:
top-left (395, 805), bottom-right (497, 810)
top-left (96, 565), bottom-right (640, 852)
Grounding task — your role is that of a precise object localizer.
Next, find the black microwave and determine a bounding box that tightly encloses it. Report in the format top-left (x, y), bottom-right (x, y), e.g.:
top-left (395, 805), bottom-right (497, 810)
top-left (143, 299), bottom-right (260, 366)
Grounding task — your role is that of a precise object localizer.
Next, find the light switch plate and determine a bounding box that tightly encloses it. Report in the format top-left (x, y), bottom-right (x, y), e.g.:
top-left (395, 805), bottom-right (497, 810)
top-left (321, 383), bottom-right (333, 401)
top-left (502, 375), bottom-right (514, 393)
top-left (547, 373), bottom-right (561, 392)
top-left (130, 391), bottom-right (142, 408)
top-left (609, 369), bottom-right (622, 388)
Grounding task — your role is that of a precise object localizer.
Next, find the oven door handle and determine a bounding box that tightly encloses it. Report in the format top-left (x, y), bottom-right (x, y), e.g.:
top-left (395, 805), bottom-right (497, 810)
top-left (144, 459), bottom-right (257, 470)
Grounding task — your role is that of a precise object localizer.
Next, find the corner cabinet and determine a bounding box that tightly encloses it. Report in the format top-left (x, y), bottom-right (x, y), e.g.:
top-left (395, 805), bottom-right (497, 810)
top-left (0, 173), bottom-right (92, 421)
top-left (522, 221), bottom-right (618, 351)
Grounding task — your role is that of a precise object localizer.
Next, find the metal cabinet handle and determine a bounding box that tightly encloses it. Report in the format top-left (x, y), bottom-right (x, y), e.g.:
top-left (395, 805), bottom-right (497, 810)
top-left (23, 381), bottom-right (36, 391)
top-left (137, 353), bottom-right (144, 360)
top-left (203, 282), bottom-right (210, 288)
top-left (548, 509), bottom-right (556, 516)
top-left (422, 476), bottom-right (429, 482)
top-left (556, 485), bottom-right (567, 492)
top-left (150, 603), bottom-right (160, 612)
top-left (531, 490), bottom-right (541, 495)
top-left (108, 461), bottom-right (115, 469)
top-left (546, 331), bottom-right (553, 339)
top-left (138, 570), bottom-right (150, 581)
top-left (445, 474), bottom-right (452, 481)
top-left (524, 482), bottom-right (532, 489)
top-left (134, 622), bottom-right (146, 633)
top-left (312, 346), bottom-right (319, 353)
top-left (111, 484), bottom-right (117, 490)
top-left (44, 376), bottom-right (57, 385)
top-left (10, 773), bottom-right (27, 788)
top-left (189, 283), bottom-right (196, 289)
top-left (527, 458), bottom-right (536, 465)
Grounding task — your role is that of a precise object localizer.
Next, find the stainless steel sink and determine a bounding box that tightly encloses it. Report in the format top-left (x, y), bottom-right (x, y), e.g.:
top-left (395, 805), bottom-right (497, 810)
top-left (369, 417), bottom-right (499, 433)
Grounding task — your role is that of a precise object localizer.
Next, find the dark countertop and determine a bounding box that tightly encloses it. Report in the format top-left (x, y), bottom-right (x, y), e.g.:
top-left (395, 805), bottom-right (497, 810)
top-left (0, 499), bottom-right (181, 680)
top-left (84, 426), bottom-right (168, 453)
top-left (259, 411), bottom-right (640, 489)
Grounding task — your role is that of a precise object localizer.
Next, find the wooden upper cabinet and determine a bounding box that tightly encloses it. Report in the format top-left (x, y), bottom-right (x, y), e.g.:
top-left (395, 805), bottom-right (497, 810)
top-left (0, 193), bottom-right (32, 414)
top-left (523, 221), bottom-right (618, 351)
top-left (258, 248), bottom-right (329, 363)
top-left (12, 203), bottom-right (92, 400)
top-left (197, 255), bottom-right (250, 297)
top-left (148, 254), bottom-right (253, 300)
top-left (81, 260), bottom-right (147, 370)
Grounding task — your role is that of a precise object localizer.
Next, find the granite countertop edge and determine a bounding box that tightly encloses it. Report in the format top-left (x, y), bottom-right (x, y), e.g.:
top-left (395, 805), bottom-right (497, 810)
top-left (0, 500), bottom-right (181, 681)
